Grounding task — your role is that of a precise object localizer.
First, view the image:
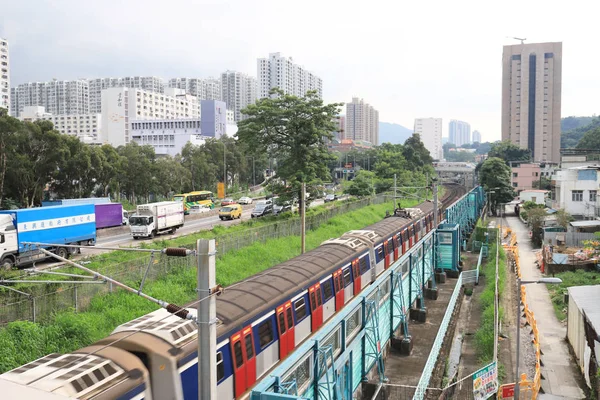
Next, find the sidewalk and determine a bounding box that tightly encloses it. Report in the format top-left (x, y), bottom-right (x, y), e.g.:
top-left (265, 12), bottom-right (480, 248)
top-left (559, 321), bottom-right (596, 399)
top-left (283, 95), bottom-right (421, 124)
top-left (505, 212), bottom-right (585, 399)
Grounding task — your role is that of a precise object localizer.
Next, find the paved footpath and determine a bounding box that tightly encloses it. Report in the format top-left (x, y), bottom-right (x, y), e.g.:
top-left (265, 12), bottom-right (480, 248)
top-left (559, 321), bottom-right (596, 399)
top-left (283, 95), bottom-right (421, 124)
top-left (505, 211), bottom-right (585, 399)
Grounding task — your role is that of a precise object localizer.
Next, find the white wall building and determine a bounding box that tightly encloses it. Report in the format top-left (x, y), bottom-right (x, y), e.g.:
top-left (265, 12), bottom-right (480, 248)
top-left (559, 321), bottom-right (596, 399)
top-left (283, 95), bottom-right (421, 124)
top-left (414, 118), bottom-right (443, 160)
top-left (168, 77), bottom-right (221, 101)
top-left (448, 119), bottom-right (471, 146)
top-left (11, 80), bottom-right (89, 117)
top-left (519, 189), bottom-right (549, 205)
top-left (552, 166), bottom-right (600, 219)
top-left (257, 52), bottom-right (323, 99)
top-left (100, 87), bottom-right (199, 147)
top-left (88, 76), bottom-right (164, 114)
top-left (472, 130), bottom-right (482, 143)
top-left (131, 119), bottom-right (208, 156)
top-left (345, 98), bottom-right (379, 145)
top-left (19, 106), bottom-right (101, 143)
top-left (221, 70), bottom-right (257, 122)
top-left (0, 39), bottom-right (9, 113)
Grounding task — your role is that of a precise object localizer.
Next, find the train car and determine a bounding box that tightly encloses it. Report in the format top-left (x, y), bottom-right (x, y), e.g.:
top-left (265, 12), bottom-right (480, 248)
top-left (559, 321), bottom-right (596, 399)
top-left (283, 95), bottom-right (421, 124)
top-left (1, 192), bottom-right (455, 400)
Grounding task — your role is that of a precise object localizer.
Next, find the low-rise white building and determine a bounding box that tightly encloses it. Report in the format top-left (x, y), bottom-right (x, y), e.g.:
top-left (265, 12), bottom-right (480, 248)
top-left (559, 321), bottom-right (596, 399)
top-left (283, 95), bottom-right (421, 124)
top-left (100, 87), bottom-right (200, 147)
top-left (518, 189), bottom-right (548, 205)
top-left (552, 165), bottom-right (600, 219)
top-left (130, 119), bottom-right (209, 157)
top-left (19, 106), bottom-right (101, 143)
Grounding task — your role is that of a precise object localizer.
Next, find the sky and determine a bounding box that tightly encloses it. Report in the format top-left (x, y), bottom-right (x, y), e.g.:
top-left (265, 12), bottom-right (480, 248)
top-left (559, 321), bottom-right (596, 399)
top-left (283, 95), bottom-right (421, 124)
top-left (1, 0), bottom-right (599, 143)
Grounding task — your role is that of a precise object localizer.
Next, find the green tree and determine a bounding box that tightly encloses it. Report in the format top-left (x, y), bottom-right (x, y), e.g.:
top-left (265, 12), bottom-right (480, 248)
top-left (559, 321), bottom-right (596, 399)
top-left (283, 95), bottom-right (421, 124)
top-left (555, 209), bottom-right (573, 231)
top-left (345, 170), bottom-right (375, 197)
top-left (0, 115), bottom-right (21, 208)
top-left (527, 207), bottom-right (547, 246)
top-left (479, 157), bottom-right (514, 215)
top-left (488, 140), bottom-right (531, 163)
top-left (237, 89), bottom-right (341, 209)
top-left (403, 134), bottom-right (434, 169)
top-left (576, 127), bottom-right (600, 150)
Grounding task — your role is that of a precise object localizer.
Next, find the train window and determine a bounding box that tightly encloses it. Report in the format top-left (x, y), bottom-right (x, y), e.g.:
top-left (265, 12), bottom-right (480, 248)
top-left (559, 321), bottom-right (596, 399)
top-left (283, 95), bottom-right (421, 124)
top-left (359, 256), bottom-right (369, 274)
top-left (245, 334), bottom-right (254, 359)
top-left (343, 268), bottom-right (352, 287)
top-left (233, 340), bottom-right (243, 367)
top-left (309, 291), bottom-right (317, 311)
top-left (316, 287), bottom-right (323, 307)
top-left (393, 235), bottom-right (400, 248)
top-left (286, 306), bottom-right (294, 326)
top-left (295, 298), bottom-right (307, 320)
top-left (322, 279), bottom-right (333, 300)
top-left (258, 320), bottom-right (274, 348)
top-left (377, 246), bottom-right (384, 261)
top-left (278, 312), bottom-right (287, 334)
top-left (216, 352), bottom-right (224, 381)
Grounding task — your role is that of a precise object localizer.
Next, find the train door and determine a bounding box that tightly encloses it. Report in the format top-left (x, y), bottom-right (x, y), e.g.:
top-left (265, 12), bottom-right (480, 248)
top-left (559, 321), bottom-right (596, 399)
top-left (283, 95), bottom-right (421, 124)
top-left (408, 226), bottom-right (414, 247)
top-left (276, 301), bottom-right (295, 360)
top-left (393, 234), bottom-right (400, 259)
top-left (231, 326), bottom-right (257, 398)
top-left (351, 259), bottom-right (361, 295)
top-left (383, 240), bottom-right (391, 269)
top-left (402, 229), bottom-right (408, 254)
top-left (333, 269), bottom-right (345, 312)
top-left (309, 283), bottom-right (323, 331)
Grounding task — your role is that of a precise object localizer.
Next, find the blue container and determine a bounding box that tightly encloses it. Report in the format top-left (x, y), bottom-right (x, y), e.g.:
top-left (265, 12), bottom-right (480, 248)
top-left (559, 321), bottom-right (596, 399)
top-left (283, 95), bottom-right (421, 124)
top-left (0, 204), bottom-right (97, 252)
top-left (436, 223), bottom-right (460, 271)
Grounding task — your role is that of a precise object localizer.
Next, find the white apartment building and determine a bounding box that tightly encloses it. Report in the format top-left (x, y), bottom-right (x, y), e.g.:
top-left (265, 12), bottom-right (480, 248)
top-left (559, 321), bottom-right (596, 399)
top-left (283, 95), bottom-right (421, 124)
top-left (448, 119), bottom-right (471, 147)
top-left (257, 52), bottom-right (323, 99)
top-left (168, 77), bottom-right (221, 101)
top-left (552, 166), bottom-right (600, 219)
top-left (472, 130), bottom-right (482, 144)
top-left (221, 70), bottom-right (257, 122)
top-left (19, 106), bottom-right (101, 143)
top-left (0, 39), bottom-right (9, 113)
top-left (100, 87), bottom-right (199, 147)
top-left (414, 118), bottom-right (443, 160)
top-left (87, 76), bottom-right (164, 114)
top-left (345, 98), bottom-right (379, 145)
top-left (131, 119), bottom-right (208, 157)
top-left (11, 80), bottom-right (89, 117)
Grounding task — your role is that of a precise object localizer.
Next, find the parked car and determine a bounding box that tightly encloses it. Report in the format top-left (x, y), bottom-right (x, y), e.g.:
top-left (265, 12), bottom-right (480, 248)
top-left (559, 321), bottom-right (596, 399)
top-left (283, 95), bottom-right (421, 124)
top-left (238, 196), bottom-right (253, 205)
top-left (273, 201), bottom-right (292, 215)
top-left (219, 204), bottom-right (243, 220)
top-left (251, 203), bottom-right (273, 218)
top-left (324, 194), bottom-right (338, 203)
top-left (221, 198), bottom-right (236, 206)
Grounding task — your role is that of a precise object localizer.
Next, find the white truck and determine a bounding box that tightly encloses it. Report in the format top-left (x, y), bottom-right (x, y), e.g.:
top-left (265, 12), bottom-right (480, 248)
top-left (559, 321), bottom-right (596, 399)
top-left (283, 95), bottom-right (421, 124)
top-left (129, 201), bottom-right (184, 239)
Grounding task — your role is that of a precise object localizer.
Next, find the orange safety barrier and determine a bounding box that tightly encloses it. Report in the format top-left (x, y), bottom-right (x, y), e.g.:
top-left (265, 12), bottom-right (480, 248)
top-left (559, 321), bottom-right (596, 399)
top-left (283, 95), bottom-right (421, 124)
top-left (502, 234), bottom-right (542, 399)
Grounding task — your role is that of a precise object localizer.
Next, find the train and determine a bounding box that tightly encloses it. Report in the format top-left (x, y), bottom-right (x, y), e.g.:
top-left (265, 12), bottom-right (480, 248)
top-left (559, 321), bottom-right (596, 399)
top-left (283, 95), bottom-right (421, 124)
top-left (0, 191), bottom-right (459, 400)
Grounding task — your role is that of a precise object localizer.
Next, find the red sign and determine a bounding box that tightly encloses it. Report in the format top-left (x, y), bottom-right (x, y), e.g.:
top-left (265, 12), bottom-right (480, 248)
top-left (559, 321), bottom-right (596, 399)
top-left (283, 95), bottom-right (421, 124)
top-left (501, 383), bottom-right (515, 398)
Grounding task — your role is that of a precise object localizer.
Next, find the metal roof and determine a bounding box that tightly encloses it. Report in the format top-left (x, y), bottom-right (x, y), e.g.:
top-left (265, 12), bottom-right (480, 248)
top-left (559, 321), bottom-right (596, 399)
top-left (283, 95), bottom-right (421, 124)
top-left (570, 220), bottom-right (600, 228)
top-left (568, 285), bottom-right (600, 334)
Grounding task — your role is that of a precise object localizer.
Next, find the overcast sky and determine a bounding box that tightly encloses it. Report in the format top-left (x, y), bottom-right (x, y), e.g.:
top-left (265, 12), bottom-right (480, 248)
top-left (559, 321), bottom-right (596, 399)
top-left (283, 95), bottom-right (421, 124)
top-left (2, 0), bottom-right (598, 142)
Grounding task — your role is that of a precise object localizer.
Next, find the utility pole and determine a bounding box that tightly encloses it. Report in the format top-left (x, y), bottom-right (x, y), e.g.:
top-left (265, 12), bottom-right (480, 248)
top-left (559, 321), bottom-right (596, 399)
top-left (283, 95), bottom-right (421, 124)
top-left (301, 182), bottom-right (306, 254)
top-left (198, 239), bottom-right (217, 400)
top-left (433, 177), bottom-right (439, 226)
top-left (393, 174), bottom-right (397, 211)
top-left (223, 143), bottom-right (226, 197)
top-left (252, 158), bottom-right (256, 187)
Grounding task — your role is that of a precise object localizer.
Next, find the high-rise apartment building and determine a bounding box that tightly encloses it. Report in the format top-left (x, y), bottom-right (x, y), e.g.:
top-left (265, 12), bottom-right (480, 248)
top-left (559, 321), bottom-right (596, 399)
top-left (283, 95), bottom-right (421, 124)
top-left (0, 39), bottom-right (9, 113)
top-left (502, 41), bottom-right (562, 163)
top-left (20, 106), bottom-right (101, 143)
top-left (100, 87), bottom-right (199, 147)
top-left (448, 120), bottom-right (471, 146)
top-left (11, 80), bottom-right (89, 118)
top-left (168, 78), bottom-right (221, 102)
top-left (220, 71), bottom-right (257, 122)
top-left (257, 52), bottom-right (323, 99)
top-left (345, 98), bottom-right (379, 145)
top-left (414, 118), bottom-right (443, 160)
top-left (88, 76), bottom-right (164, 114)
top-left (472, 130), bottom-right (482, 143)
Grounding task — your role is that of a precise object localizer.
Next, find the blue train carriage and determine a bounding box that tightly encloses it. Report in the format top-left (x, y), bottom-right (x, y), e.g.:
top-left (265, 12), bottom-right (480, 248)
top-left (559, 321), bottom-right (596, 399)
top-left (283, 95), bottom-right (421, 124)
top-left (0, 346), bottom-right (151, 399)
top-left (0, 204), bottom-right (97, 269)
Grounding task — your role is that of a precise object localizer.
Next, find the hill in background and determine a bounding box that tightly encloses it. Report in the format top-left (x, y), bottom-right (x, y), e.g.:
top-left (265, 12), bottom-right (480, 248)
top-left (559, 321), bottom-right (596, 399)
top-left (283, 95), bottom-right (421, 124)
top-left (561, 115), bottom-right (598, 148)
top-left (379, 122), bottom-right (413, 144)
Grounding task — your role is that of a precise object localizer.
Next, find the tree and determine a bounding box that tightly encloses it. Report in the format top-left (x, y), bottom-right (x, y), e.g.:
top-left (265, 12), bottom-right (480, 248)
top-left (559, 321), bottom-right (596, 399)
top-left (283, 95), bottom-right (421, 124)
top-left (403, 134), bottom-right (434, 169)
top-left (527, 207), bottom-right (547, 246)
top-left (532, 177), bottom-right (551, 191)
top-left (488, 140), bottom-right (531, 163)
top-left (0, 115), bottom-right (21, 208)
top-left (479, 157), bottom-right (514, 215)
top-left (555, 209), bottom-right (573, 231)
top-left (576, 127), bottom-right (600, 150)
top-left (345, 170), bottom-right (375, 197)
top-left (237, 89), bottom-right (342, 210)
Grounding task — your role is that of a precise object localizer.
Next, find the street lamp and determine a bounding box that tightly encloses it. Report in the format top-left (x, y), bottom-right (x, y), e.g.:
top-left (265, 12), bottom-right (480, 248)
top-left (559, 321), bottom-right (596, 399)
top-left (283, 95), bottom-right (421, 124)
top-left (514, 277), bottom-right (562, 399)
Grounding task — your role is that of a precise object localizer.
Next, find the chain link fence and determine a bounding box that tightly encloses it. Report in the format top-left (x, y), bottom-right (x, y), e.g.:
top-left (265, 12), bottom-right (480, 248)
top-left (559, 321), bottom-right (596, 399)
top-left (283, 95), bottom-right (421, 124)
top-left (1, 195), bottom-right (392, 326)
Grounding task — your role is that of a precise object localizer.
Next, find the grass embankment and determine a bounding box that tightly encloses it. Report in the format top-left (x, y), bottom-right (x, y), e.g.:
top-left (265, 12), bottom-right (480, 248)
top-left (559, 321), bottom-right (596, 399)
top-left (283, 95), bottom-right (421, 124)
top-left (0, 199), bottom-right (411, 373)
top-left (474, 241), bottom-right (507, 363)
top-left (547, 270), bottom-right (600, 322)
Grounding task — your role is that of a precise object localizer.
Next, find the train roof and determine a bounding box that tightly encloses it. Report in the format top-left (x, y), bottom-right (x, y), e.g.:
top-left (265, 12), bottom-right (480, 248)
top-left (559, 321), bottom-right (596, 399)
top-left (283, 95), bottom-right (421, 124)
top-left (0, 346), bottom-right (147, 400)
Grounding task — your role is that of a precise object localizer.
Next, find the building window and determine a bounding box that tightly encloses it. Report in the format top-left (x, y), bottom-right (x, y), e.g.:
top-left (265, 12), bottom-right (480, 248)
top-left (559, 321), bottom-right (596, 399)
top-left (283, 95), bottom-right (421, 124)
top-left (572, 190), bottom-right (583, 202)
top-left (590, 191), bottom-right (597, 203)
top-left (513, 172), bottom-right (518, 178)
top-left (512, 182), bottom-right (518, 188)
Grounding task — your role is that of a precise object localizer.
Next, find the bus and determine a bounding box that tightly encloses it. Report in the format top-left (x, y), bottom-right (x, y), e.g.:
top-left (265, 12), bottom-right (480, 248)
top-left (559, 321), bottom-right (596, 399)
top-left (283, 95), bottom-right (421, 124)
top-left (173, 191), bottom-right (214, 213)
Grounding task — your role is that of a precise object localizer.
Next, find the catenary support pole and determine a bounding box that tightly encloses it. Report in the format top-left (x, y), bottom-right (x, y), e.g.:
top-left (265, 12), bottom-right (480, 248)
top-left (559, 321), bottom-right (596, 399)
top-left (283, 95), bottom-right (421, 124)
top-left (301, 182), bottom-right (306, 254)
top-left (198, 239), bottom-right (217, 400)
top-left (393, 174), bottom-right (397, 211)
top-left (433, 177), bottom-right (439, 227)
top-left (515, 277), bottom-right (521, 400)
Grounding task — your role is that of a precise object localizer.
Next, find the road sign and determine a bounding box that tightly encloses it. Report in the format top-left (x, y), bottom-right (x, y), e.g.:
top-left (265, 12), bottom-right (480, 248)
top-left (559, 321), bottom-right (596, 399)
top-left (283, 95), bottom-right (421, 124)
top-left (472, 361), bottom-right (498, 400)
top-left (499, 383), bottom-right (515, 399)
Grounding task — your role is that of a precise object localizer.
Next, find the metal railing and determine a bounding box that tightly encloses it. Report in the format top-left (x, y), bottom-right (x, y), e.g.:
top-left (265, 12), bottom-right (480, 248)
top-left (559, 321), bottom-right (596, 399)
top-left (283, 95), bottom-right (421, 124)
top-left (463, 245), bottom-right (485, 285)
top-left (413, 273), bottom-right (463, 400)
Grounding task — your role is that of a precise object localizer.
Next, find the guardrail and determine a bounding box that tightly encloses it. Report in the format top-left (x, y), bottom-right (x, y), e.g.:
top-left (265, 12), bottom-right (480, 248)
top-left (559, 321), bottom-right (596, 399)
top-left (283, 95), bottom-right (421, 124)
top-left (413, 273), bottom-right (463, 400)
top-left (463, 246), bottom-right (484, 285)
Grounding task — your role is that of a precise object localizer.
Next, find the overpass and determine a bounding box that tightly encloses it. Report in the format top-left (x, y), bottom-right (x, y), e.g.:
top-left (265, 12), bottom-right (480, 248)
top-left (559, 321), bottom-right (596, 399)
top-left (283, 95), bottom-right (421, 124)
top-left (434, 162), bottom-right (477, 189)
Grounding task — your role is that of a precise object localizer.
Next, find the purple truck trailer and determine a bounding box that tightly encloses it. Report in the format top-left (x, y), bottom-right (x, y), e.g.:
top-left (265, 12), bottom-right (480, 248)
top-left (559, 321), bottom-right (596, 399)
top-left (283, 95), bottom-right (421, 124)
top-left (94, 203), bottom-right (126, 229)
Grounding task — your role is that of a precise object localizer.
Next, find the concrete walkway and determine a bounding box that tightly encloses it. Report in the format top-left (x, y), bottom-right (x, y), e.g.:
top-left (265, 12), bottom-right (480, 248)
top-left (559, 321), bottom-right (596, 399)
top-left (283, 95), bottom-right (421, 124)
top-left (505, 211), bottom-right (585, 399)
